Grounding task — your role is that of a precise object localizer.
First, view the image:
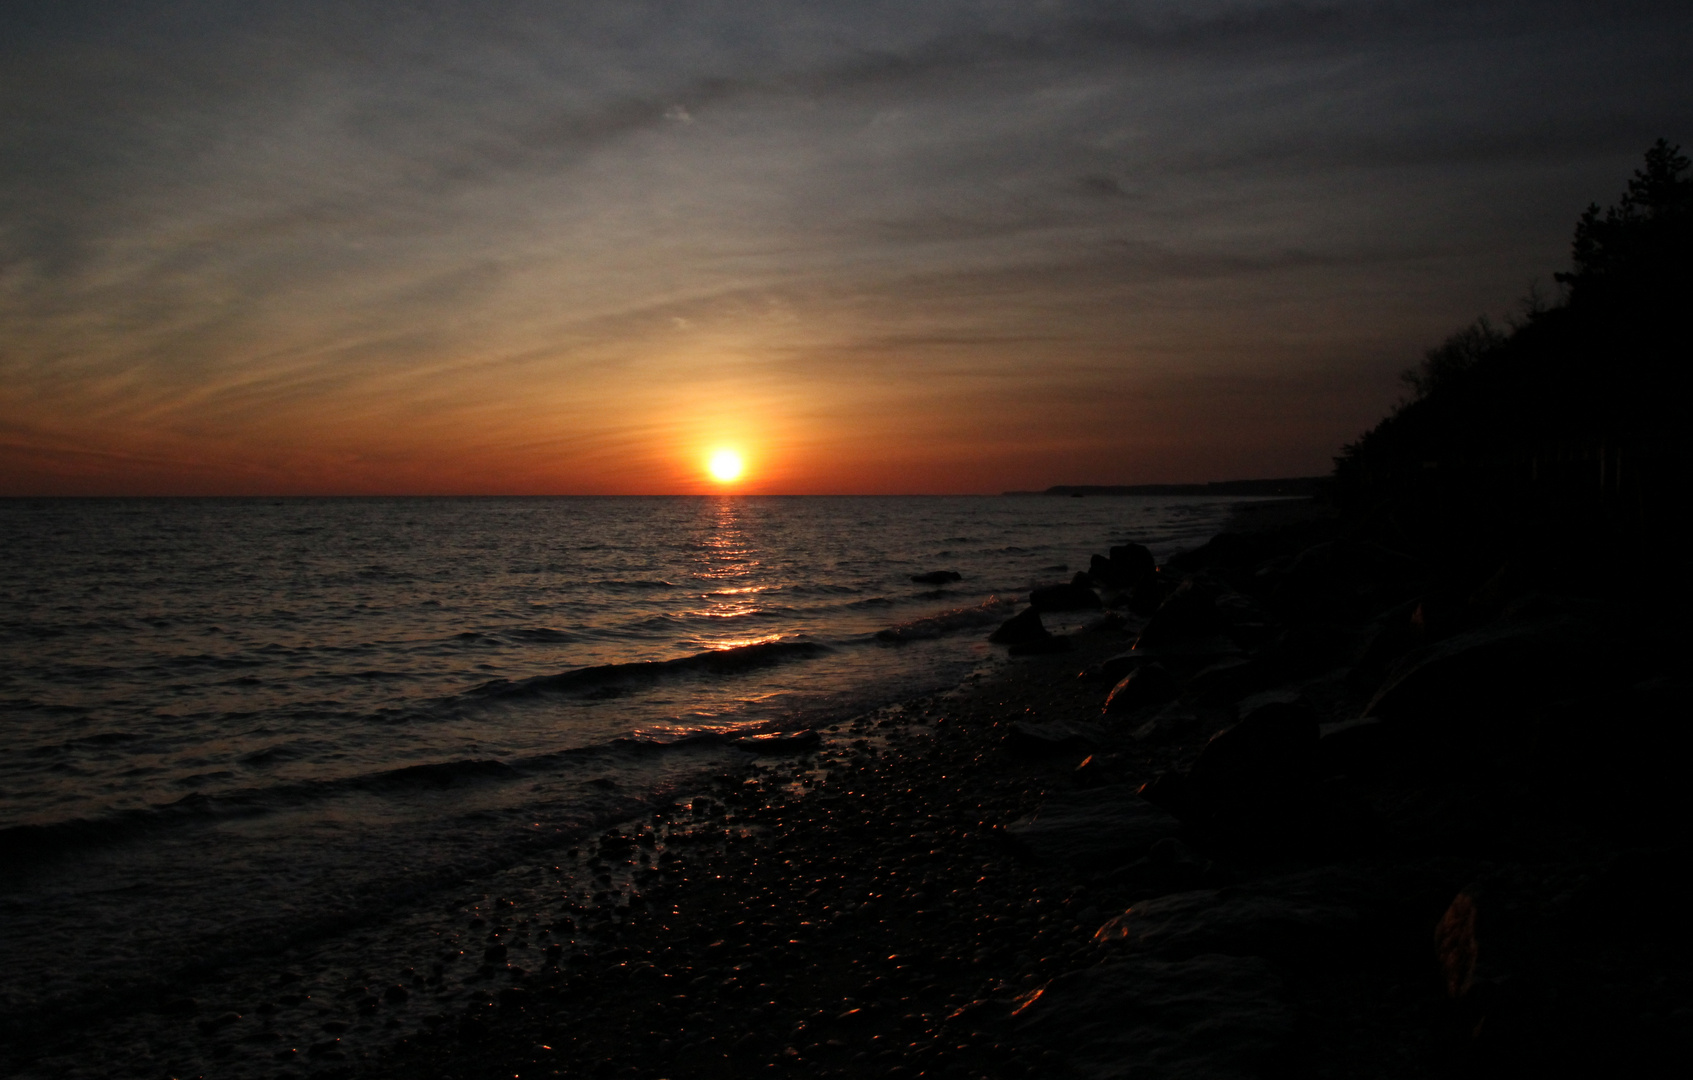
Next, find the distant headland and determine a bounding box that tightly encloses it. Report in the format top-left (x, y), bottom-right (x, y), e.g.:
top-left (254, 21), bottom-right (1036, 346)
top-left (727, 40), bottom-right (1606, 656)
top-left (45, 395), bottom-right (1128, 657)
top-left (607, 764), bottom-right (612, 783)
top-left (1004, 477), bottom-right (1325, 497)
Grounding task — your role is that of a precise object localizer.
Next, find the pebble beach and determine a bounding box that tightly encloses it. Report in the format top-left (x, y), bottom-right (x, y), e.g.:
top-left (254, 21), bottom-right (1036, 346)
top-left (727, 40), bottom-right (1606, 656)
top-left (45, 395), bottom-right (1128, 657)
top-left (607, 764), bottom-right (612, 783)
top-left (10, 496), bottom-right (1688, 1079)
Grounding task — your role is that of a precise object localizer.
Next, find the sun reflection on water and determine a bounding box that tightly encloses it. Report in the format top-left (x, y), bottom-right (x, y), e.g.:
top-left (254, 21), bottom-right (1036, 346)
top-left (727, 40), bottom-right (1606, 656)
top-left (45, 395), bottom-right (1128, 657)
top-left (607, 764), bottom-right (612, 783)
top-left (690, 497), bottom-right (774, 649)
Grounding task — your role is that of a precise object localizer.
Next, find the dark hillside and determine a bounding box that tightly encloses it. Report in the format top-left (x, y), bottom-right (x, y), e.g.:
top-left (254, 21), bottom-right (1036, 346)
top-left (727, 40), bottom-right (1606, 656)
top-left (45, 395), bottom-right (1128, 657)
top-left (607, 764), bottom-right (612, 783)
top-left (1333, 140), bottom-right (1691, 547)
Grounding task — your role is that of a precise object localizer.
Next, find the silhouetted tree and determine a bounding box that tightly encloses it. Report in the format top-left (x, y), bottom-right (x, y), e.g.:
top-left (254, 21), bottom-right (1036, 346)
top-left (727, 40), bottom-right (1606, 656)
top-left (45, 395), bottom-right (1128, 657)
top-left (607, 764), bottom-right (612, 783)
top-left (1399, 317), bottom-right (1506, 402)
top-left (1555, 138), bottom-right (1692, 306)
top-left (1333, 140), bottom-right (1690, 527)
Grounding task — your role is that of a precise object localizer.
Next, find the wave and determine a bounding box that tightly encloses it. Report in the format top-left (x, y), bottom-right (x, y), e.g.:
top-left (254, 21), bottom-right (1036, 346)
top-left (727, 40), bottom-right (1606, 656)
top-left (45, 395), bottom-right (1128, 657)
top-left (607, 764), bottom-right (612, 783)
top-left (874, 598), bottom-right (1013, 642)
top-left (468, 639), bottom-right (831, 699)
top-left (0, 758), bottom-right (528, 869)
top-left (506, 627), bottom-right (579, 642)
top-left (612, 727), bottom-right (822, 755)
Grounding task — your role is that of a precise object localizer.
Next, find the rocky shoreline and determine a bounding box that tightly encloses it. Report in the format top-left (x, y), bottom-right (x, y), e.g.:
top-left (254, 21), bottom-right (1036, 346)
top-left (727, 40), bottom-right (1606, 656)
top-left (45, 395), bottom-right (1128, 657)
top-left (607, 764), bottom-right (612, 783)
top-left (17, 496), bottom-right (1682, 1079)
top-left (342, 497), bottom-right (1686, 1078)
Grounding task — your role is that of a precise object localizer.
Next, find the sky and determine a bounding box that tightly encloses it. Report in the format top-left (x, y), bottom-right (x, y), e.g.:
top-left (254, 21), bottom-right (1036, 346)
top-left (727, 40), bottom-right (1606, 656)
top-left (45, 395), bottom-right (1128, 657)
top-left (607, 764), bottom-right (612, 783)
top-left (2, 1), bottom-right (1689, 495)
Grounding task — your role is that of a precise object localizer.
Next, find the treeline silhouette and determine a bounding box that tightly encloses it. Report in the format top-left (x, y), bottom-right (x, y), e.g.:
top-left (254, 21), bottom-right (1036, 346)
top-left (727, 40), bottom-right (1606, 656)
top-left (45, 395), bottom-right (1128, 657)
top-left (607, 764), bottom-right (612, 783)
top-left (1333, 140), bottom-right (1690, 540)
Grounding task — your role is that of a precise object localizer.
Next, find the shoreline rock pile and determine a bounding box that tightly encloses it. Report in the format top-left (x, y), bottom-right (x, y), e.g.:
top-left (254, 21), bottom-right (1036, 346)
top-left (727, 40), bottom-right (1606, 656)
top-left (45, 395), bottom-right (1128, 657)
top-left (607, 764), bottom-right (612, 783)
top-left (348, 498), bottom-right (1688, 1080)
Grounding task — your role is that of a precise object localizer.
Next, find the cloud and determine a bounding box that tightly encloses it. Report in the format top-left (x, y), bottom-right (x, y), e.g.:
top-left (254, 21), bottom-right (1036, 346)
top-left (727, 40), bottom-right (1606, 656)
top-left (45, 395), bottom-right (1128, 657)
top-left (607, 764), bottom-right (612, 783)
top-left (1, 1), bottom-right (1690, 492)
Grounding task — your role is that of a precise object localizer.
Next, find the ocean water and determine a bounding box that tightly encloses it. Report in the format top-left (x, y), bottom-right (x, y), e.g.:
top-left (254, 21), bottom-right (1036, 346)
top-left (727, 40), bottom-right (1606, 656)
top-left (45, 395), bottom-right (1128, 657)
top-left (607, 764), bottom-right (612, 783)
top-left (0, 495), bottom-right (1242, 1066)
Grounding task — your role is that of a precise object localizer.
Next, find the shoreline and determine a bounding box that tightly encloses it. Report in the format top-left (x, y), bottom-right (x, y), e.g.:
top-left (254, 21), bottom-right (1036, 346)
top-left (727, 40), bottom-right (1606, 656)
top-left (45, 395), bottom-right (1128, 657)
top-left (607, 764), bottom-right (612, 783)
top-left (355, 494), bottom-right (1683, 1079)
top-left (9, 496), bottom-right (1683, 1078)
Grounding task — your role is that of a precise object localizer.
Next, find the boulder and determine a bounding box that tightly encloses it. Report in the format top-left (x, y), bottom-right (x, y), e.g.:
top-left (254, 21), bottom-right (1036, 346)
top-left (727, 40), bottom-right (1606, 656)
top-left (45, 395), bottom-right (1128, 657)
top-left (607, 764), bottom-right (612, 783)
top-left (1433, 857), bottom-right (1692, 1070)
top-left (1434, 869), bottom-right (1565, 1065)
top-left (1270, 539), bottom-right (1425, 622)
top-left (1185, 701), bottom-right (1320, 806)
top-left (1363, 615), bottom-right (1599, 741)
top-left (1015, 953), bottom-right (1295, 1080)
top-left (1139, 702), bottom-right (1354, 851)
top-left (1003, 786), bottom-right (1182, 870)
top-left (909, 570), bottom-right (963, 584)
top-left (1164, 532), bottom-right (1279, 575)
top-left (1109, 543), bottom-right (1157, 586)
top-left (1093, 867), bottom-right (1380, 963)
top-left (1005, 719), bottom-right (1099, 754)
top-left (1130, 702), bottom-right (1201, 744)
top-left (1102, 662), bottom-right (1176, 714)
top-left (1089, 553), bottom-right (1127, 588)
top-left (1135, 579), bottom-right (1223, 650)
top-left (1009, 635), bottom-right (1073, 656)
top-left (1030, 579), bottom-right (1103, 611)
top-left (1084, 651), bottom-right (1143, 683)
top-left (988, 607), bottom-right (1051, 645)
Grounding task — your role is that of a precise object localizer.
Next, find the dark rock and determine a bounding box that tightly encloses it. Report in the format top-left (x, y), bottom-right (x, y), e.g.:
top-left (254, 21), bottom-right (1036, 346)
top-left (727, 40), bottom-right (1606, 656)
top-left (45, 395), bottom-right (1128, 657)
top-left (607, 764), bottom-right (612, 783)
top-left (1102, 663), bottom-right (1176, 714)
top-left (1433, 868), bottom-right (1578, 1067)
top-left (1347, 599), bottom-right (1422, 692)
top-left (1135, 580), bottom-right (1223, 651)
top-left (1129, 703), bottom-right (1201, 745)
top-left (1364, 616), bottom-right (1596, 733)
top-left (1271, 539), bottom-right (1426, 622)
top-left (1003, 786), bottom-right (1182, 870)
top-left (1314, 717), bottom-right (1393, 776)
top-left (1083, 651), bottom-right (1142, 683)
top-left (1126, 574), bottom-right (1171, 615)
top-left (483, 943), bottom-right (508, 965)
top-left (1137, 702), bottom-right (1356, 851)
top-left (1093, 867), bottom-right (1381, 963)
top-left (1093, 838), bottom-right (1222, 897)
top-left (1006, 719), bottom-right (1098, 754)
top-left (1009, 635), bottom-right (1073, 656)
top-left (909, 570), bottom-right (962, 584)
top-left (1072, 753), bottom-right (1118, 788)
top-left (1082, 611), bottom-right (1128, 632)
top-left (1015, 953), bottom-right (1295, 1080)
top-left (1251, 622), bottom-right (1358, 683)
top-left (989, 607), bottom-right (1051, 645)
top-left (1030, 581), bottom-right (1103, 611)
top-left (383, 984), bottom-right (410, 1004)
top-left (1164, 532), bottom-right (1280, 575)
top-left (1184, 658), bottom-right (1257, 703)
top-left (1185, 702), bottom-right (1319, 804)
top-left (1109, 543), bottom-right (1156, 586)
top-left (1088, 553), bottom-right (1126, 588)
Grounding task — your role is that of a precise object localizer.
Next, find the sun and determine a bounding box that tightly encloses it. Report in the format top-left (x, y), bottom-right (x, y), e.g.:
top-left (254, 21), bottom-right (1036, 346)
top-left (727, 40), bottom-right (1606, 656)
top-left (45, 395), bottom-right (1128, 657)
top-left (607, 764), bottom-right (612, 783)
top-left (707, 448), bottom-right (744, 483)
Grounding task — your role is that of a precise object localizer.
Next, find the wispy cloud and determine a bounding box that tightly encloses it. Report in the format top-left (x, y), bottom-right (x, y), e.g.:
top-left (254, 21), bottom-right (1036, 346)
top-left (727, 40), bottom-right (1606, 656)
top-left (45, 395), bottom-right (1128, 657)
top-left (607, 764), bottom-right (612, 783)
top-left (2, 1), bottom-right (1689, 492)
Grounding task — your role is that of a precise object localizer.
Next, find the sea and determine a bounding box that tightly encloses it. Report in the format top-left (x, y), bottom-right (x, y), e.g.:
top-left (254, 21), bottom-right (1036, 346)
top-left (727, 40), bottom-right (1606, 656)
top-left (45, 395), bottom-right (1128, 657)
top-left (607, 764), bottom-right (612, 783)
top-left (0, 495), bottom-right (1244, 1075)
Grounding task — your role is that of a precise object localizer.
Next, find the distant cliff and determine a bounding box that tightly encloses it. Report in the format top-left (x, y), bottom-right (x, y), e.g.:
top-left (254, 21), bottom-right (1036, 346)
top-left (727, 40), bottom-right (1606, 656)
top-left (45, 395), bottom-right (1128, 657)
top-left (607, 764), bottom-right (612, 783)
top-left (1004, 477), bottom-right (1325, 498)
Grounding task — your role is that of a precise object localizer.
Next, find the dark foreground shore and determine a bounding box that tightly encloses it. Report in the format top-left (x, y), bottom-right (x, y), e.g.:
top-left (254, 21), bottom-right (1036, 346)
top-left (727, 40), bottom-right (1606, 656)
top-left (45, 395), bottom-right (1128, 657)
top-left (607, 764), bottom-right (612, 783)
top-left (342, 498), bottom-right (1691, 1079)
top-left (24, 498), bottom-right (1683, 1079)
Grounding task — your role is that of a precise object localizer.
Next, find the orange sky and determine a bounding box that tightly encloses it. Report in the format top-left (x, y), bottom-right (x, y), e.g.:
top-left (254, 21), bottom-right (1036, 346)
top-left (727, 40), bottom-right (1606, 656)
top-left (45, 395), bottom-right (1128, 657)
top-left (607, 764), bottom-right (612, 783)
top-left (3, 3), bottom-right (1687, 495)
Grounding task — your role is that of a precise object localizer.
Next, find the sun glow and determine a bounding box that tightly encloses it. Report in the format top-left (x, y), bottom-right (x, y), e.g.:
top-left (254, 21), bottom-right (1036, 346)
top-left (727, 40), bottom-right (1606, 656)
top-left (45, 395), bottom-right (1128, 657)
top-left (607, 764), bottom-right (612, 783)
top-left (707, 449), bottom-right (745, 483)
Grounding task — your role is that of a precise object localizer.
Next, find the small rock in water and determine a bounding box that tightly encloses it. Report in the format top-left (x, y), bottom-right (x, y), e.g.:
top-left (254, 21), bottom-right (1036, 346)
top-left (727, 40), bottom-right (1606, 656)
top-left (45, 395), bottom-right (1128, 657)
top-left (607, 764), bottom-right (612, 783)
top-left (910, 570), bottom-right (963, 584)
